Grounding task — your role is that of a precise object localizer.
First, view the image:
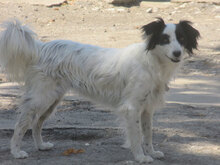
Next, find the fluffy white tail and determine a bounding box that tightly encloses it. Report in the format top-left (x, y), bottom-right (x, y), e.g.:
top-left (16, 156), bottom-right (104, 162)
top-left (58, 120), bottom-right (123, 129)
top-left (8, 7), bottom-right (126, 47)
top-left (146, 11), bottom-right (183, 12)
top-left (0, 19), bottom-right (38, 82)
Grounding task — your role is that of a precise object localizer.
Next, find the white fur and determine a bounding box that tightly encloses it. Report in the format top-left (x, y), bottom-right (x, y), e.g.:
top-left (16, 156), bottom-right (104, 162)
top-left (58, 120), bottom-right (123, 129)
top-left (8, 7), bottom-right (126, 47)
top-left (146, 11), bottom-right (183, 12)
top-left (0, 19), bottom-right (185, 163)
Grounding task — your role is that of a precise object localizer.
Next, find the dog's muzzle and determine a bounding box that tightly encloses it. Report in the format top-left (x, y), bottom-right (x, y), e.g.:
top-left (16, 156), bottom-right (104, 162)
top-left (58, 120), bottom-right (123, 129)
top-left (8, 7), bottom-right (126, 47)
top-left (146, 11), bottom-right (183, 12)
top-left (170, 58), bottom-right (180, 63)
top-left (165, 55), bottom-right (180, 63)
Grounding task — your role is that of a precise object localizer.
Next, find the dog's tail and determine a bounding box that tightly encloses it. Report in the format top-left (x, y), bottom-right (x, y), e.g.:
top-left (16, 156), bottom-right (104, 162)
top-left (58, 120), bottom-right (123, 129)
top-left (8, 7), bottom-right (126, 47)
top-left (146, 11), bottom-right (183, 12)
top-left (0, 19), bottom-right (39, 82)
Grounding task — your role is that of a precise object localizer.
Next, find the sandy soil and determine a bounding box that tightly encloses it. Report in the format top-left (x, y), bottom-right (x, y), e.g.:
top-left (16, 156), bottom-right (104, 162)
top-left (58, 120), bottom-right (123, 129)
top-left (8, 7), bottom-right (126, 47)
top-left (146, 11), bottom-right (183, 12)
top-left (0, 0), bottom-right (219, 165)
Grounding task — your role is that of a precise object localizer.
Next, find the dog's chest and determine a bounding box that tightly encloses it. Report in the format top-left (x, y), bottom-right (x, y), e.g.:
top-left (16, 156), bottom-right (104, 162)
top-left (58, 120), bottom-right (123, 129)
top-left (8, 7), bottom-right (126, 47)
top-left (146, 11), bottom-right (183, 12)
top-left (141, 82), bottom-right (166, 109)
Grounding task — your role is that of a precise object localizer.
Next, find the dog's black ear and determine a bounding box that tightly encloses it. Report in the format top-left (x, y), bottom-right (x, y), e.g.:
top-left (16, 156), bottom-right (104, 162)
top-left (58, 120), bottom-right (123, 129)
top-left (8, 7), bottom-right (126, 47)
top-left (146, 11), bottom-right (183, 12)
top-left (178, 21), bottom-right (200, 54)
top-left (141, 18), bottom-right (165, 50)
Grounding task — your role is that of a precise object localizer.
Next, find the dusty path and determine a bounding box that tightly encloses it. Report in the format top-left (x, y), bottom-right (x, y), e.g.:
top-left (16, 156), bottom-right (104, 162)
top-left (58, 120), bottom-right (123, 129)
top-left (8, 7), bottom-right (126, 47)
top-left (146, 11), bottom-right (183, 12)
top-left (0, 0), bottom-right (219, 164)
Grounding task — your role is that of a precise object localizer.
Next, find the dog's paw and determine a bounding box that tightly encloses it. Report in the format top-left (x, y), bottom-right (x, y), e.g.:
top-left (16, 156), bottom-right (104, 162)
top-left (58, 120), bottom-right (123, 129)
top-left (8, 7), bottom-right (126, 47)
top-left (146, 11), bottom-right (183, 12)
top-left (11, 150), bottom-right (28, 159)
top-left (135, 154), bottom-right (153, 163)
top-left (38, 142), bottom-right (54, 151)
top-left (151, 150), bottom-right (164, 159)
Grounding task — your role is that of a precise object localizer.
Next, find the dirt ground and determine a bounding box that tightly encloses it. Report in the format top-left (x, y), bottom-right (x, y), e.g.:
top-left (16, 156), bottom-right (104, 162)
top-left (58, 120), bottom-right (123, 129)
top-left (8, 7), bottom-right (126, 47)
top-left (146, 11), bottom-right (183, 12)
top-left (0, 0), bottom-right (220, 165)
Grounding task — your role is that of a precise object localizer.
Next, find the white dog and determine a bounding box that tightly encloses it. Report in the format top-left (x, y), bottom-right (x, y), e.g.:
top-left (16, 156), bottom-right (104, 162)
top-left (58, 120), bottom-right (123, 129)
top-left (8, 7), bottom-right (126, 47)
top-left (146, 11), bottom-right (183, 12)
top-left (0, 18), bottom-right (199, 163)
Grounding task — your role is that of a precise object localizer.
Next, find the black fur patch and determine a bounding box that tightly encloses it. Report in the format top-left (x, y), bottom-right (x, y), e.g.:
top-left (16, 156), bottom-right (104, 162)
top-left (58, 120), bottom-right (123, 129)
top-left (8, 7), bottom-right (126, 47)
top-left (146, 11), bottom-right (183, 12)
top-left (176, 21), bottom-right (200, 54)
top-left (141, 18), bottom-right (166, 50)
top-left (158, 34), bottom-right (170, 45)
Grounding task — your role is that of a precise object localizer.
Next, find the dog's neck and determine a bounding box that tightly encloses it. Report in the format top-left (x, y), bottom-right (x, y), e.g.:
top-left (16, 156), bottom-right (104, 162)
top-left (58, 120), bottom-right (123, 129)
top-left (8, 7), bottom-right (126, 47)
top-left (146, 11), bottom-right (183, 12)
top-left (150, 52), bottom-right (181, 85)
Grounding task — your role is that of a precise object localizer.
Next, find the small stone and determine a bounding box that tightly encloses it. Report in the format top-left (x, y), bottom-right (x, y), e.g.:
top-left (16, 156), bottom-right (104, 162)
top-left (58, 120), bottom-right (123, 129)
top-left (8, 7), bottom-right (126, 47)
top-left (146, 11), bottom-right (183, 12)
top-left (179, 3), bottom-right (187, 8)
top-left (171, 11), bottom-right (177, 15)
top-left (117, 8), bottom-right (125, 12)
top-left (146, 8), bottom-right (153, 13)
top-left (92, 7), bottom-right (100, 11)
top-left (213, 6), bottom-right (220, 13)
top-left (106, 8), bottom-right (115, 12)
top-left (85, 143), bottom-right (90, 146)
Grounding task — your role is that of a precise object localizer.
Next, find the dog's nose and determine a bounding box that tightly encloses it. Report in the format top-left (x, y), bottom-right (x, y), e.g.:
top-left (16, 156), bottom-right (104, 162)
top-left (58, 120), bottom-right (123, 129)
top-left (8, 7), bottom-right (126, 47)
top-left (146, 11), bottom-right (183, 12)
top-left (173, 51), bottom-right (181, 57)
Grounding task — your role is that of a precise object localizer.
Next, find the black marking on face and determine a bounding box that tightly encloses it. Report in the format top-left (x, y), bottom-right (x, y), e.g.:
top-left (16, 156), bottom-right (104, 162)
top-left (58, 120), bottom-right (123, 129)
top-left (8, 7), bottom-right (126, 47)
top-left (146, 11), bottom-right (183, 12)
top-left (176, 32), bottom-right (186, 46)
top-left (142, 18), bottom-right (200, 55)
top-left (159, 34), bottom-right (170, 45)
top-left (141, 18), bottom-right (166, 50)
top-left (176, 20), bottom-right (200, 54)
top-left (175, 24), bottom-right (187, 46)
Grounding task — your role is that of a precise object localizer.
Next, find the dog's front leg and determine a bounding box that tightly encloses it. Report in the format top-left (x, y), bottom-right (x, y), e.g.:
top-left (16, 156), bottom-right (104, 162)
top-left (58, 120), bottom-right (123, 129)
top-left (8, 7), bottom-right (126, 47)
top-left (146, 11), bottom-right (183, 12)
top-left (141, 110), bottom-right (164, 159)
top-left (123, 105), bottom-right (153, 163)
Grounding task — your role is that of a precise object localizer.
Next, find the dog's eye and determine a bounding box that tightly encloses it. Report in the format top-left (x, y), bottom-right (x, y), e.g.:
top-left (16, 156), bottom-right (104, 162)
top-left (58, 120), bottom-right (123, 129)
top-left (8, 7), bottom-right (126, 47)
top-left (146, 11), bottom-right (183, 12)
top-left (160, 35), bottom-right (170, 45)
top-left (162, 38), bottom-right (169, 43)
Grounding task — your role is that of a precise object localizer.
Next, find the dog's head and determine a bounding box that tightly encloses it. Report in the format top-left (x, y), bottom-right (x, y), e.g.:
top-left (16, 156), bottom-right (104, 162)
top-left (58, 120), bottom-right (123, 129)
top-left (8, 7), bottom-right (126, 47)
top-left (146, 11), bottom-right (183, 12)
top-left (142, 18), bottom-right (200, 63)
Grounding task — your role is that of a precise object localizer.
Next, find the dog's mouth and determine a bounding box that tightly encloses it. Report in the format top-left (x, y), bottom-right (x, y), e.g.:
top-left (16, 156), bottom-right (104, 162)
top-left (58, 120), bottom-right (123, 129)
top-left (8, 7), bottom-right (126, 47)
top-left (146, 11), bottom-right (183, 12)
top-left (165, 55), bottom-right (180, 63)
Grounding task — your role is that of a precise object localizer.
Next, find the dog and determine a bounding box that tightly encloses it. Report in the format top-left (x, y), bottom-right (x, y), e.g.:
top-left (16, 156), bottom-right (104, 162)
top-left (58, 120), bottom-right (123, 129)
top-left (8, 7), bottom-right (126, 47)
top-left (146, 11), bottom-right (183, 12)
top-left (0, 18), bottom-right (200, 163)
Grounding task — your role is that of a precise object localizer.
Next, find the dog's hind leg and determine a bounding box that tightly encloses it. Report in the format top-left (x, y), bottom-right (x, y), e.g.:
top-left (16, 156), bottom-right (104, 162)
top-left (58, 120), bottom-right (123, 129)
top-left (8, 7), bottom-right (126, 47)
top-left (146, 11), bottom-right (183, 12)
top-left (141, 110), bottom-right (164, 159)
top-left (10, 104), bottom-right (36, 159)
top-left (11, 79), bottom-right (65, 159)
top-left (123, 105), bottom-right (153, 163)
top-left (32, 99), bottom-right (61, 151)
